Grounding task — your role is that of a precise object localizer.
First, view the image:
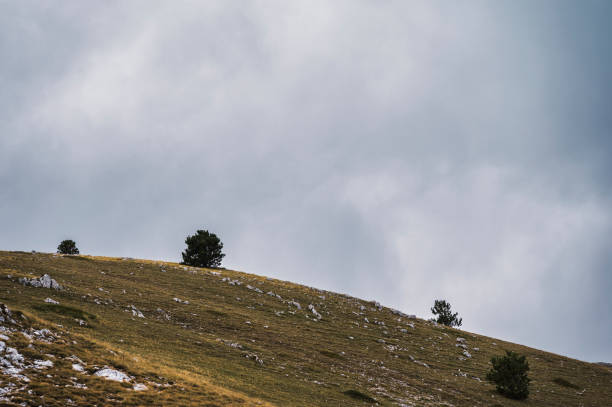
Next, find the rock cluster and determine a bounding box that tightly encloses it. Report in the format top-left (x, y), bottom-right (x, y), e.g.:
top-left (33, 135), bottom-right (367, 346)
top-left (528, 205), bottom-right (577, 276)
top-left (0, 304), bottom-right (17, 325)
top-left (18, 274), bottom-right (62, 290)
top-left (128, 305), bottom-right (145, 318)
top-left (456, 337), bottom-right (474, 360)
top-left (246, 285), bottom-right (263, 294)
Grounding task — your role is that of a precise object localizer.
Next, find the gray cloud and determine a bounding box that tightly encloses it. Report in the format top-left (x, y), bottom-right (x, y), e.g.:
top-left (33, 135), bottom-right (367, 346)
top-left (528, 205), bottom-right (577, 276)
top-left (1, 1), bottom-right (611, 362)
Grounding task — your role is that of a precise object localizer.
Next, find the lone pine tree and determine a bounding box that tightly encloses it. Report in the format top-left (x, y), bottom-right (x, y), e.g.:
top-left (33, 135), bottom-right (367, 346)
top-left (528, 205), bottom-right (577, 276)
top-left (181, 229), bottom-right (225, 268)
top-left (430, 299), bottom-right (462, 327)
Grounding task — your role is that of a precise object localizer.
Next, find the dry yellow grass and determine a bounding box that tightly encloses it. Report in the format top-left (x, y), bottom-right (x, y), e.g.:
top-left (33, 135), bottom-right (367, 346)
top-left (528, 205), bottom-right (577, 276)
top-left (0, 250), bottom-right (610, 406)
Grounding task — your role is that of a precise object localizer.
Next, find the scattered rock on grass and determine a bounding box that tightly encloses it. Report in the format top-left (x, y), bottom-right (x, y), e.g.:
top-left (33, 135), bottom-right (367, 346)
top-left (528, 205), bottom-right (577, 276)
top-left (244, 353), bottom-right (263, 365)
top-left (128, 305), bottom-right (145, 318)
top-left (157, 308), bottom-right (171, 320)
top-left (33, 359), bottom-right (53, 368)
top-left (246, 285), bottom-right (263, 293)
top-left (0, 304), bottom-right (18, 324)
top-left (308, 304), bottom-right (322, 320)
top-left (133, 383), bottom-right (148, 391)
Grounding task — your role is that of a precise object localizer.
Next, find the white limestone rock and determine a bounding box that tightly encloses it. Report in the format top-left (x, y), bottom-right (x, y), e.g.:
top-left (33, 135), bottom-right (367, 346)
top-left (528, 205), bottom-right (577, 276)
top-left (19, 274), bottom-right (62, 290)
top-left (94, 368), bottom-right (131, 382)
top-left (128, 305), bottom-right (144, 318)
top-left (246, 285), bottom-right (263, 293)
top-left (390, 308), bottom-right (409, 317)
top-left (34, 360), bottom-right (54, 368)
top-left (308, 304), bottom-right (322, 319)
top-left (133, 383), bottom-right (148, 391)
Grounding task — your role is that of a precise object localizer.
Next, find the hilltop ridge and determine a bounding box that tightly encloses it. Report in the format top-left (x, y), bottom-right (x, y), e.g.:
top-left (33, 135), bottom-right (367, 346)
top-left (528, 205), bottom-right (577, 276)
top-left (0, 250), bottom-right (611, 406)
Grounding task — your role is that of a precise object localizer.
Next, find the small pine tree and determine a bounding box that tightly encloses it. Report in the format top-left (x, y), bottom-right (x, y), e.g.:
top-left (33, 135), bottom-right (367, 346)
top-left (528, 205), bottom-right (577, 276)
top-left (57, 239), bottom-right (79, 255)
top-left (430, 299), bottom-right (462, 327)
top-left (486, 350), bottom-right (530, 400)
top-left (181, 229), bottom-right (225, 268)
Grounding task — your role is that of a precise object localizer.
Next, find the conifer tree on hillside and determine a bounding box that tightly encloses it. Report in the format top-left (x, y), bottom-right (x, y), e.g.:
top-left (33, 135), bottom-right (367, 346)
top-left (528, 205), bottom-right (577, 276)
top-left (181, 229), bottom-right (225, 268)
top-left (487, 350), bottom-right (531, 400)
top-left (430, 299), bottom-right (462, 327)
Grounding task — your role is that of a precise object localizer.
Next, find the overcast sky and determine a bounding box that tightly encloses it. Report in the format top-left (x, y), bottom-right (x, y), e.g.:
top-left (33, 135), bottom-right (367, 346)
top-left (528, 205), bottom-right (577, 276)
top-left (1, 1), bottom-right (611, 362)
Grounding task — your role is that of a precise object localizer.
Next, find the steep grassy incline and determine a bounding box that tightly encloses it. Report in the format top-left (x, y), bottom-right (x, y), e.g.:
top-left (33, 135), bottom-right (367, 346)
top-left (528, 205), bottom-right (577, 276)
top-left (0, 251), bottom-right (610, 406)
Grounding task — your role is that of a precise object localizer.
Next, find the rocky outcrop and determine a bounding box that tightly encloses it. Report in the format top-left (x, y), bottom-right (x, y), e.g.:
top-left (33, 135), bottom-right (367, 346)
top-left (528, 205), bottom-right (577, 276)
top-left (19, 274), bottom-right (62, 290)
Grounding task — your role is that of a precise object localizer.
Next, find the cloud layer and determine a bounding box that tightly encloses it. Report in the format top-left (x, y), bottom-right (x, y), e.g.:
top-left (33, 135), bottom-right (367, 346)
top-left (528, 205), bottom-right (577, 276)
top-left (2, 1), bottom-right (611, 361)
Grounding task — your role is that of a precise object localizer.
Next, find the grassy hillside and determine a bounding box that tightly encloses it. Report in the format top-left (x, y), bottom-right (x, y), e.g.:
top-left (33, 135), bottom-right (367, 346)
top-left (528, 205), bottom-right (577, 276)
top-left (0, 250), bottom-right (610, 406)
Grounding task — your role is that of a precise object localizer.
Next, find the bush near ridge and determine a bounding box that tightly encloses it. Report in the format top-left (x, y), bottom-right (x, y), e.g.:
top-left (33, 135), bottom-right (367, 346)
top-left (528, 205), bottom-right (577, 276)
top-left (57, 239), bottom-right (79, 255)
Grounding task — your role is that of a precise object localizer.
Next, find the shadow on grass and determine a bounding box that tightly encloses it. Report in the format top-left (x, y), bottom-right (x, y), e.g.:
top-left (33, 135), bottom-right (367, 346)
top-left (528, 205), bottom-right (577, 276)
top-left (33, 303), bottom-right (96, 321)
top-left (342, 389), bottom-right (377, 403)
top-left (552, 377), bottom-right (580, 389)
top-left (67, 256), bottom-right (92, 261)
top-left (319, 350), bottom-right (344, 360)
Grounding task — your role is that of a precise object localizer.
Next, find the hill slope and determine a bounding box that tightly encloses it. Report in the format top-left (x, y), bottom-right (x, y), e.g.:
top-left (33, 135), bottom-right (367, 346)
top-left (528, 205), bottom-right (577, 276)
top-left (0, 250), bottom-right (610, 406)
